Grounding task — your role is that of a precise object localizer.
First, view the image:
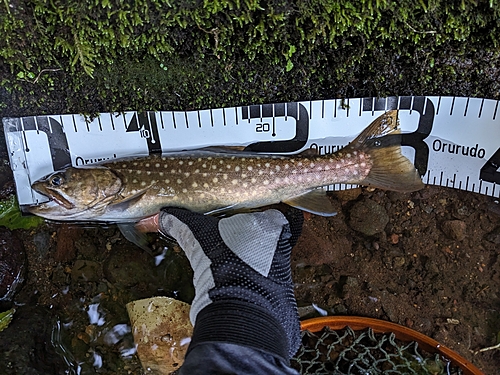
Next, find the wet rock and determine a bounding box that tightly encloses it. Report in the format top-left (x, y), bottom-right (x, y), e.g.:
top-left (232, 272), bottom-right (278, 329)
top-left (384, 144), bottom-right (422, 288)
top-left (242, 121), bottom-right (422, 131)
top-left (484, 226), bottom-right (500, 245)
top-left (71, 260), bottom-right (102, 283)
top-left (349, 199), bottom-right (389, 236)
top-left (0, 228), bottom-right (26, 302)
top-left (55, 225), bottom-right (82, 262)
top-left (441, 220), bottom-right (467, 241)
top-left (333, 188), bottom-right (362, 202)
top-left (32, 231), bottom-right (52, 258)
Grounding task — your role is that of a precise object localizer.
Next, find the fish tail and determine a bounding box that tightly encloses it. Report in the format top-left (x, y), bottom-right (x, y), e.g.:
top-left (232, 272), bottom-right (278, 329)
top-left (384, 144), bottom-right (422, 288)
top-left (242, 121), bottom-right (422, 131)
top-left (347, 110), bottom-right (424, 192)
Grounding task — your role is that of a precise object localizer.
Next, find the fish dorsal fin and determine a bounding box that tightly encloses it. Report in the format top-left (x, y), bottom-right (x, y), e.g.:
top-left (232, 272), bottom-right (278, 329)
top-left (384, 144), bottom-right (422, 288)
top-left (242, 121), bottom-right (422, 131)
top-left (297, 148), bottom-right (318, 157)
top-left (283, 189), bottom-right (337, 217)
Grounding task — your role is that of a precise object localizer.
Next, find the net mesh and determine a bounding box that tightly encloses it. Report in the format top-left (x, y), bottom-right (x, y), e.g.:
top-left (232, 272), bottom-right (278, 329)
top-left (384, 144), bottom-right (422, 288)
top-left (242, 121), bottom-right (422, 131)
top-left (291, 326), bottom-right (463, 375)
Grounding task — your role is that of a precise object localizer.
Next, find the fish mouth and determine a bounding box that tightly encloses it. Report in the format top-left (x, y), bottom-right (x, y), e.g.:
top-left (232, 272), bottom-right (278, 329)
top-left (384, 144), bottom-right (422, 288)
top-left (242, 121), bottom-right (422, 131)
top-left (31, 182), bottom-right (75, 210)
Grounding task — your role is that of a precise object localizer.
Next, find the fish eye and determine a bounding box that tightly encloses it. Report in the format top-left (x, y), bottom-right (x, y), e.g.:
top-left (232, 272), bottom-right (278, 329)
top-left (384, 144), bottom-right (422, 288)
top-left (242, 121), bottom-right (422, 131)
top-left (50, 174), bottom-right (64, 187)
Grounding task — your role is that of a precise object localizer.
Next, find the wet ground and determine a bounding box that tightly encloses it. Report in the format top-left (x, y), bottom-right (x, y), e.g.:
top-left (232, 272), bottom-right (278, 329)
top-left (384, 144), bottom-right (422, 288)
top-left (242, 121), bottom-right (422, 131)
top-left (0, 175), bottom-right (498, 373)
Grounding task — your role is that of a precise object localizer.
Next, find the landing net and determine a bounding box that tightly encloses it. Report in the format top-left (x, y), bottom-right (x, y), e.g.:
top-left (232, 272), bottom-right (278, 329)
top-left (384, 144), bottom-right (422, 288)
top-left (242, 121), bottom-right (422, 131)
top-left (291, 326), bottom-right (462, 375)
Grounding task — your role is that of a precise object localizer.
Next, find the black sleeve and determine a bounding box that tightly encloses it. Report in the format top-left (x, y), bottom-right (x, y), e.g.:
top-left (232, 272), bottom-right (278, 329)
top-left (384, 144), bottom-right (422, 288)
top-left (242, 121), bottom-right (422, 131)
top-left (178, 342), bottom-right (300, 375)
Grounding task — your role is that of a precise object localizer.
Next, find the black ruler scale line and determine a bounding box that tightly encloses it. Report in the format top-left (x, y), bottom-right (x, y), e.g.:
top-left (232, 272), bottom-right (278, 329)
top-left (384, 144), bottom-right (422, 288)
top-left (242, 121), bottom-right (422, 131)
top-left (4, 96), bottom-right (500, 206)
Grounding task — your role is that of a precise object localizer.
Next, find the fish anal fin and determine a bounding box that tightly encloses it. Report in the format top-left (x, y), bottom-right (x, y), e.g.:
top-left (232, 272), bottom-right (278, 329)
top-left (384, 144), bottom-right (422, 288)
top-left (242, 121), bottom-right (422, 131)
top-left (283, 190), bottom-right (337, 217)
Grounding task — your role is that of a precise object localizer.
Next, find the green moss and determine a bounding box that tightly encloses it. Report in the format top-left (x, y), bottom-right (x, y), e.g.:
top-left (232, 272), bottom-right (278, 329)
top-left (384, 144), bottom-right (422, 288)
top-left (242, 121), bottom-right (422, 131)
top-left (0, 195), bottom-right (44, 230)
top-left (0, 308), bottom-right (15, 332)
top-left (0, 1), bottom-right (499, 116)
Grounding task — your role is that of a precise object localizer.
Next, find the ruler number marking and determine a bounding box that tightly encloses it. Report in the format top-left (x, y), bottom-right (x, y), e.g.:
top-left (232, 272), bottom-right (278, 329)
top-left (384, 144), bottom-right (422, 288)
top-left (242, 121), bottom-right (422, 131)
top-left (480, 147), bottom-right (500, 184)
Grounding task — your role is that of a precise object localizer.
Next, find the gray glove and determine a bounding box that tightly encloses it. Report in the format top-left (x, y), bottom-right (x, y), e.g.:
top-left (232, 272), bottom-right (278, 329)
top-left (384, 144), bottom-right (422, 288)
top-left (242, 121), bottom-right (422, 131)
top-left (158, 208), bottom-right (303, 360)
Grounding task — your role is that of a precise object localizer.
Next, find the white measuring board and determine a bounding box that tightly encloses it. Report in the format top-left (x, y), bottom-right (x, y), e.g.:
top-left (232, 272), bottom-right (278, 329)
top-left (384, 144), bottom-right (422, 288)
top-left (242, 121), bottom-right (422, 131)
top-left (3, 96), bottom-right (500, 206)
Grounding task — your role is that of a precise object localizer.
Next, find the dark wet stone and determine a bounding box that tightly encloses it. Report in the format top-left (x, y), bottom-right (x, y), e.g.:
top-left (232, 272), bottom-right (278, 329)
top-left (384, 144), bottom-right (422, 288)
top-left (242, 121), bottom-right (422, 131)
top-left (441, 220), bottom-right (467, 241)
top-left (71, 260), bottom-right (102, 283)
top-left (0, 305), bottom-right (67, 375)
top-left (349, 199), bottom-right (389, 236)
top-left (0, 228), bottom-right (26, 302)
top-left (484, 226), bottom-right (500, 245)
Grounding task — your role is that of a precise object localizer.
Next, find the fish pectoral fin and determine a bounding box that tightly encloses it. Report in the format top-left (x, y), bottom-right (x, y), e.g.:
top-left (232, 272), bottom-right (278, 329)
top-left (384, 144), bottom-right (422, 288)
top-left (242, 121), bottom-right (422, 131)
top-left (283, 190), bottom-right (337, 217)
top-left (107, 189), bottom-right (149, 212)
top-left (117, 223), bottom-right (153, 254)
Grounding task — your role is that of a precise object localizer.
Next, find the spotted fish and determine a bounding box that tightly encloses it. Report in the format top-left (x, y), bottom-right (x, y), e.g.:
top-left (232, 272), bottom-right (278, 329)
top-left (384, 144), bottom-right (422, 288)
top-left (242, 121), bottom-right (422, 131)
top-left (28, 110), bottom-right (423, 222)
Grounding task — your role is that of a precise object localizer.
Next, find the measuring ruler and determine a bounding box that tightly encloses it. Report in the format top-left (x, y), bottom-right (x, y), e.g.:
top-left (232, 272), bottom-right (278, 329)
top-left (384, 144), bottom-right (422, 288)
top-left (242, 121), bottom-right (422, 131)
top-left (3, 96), bottom-right (500, 206)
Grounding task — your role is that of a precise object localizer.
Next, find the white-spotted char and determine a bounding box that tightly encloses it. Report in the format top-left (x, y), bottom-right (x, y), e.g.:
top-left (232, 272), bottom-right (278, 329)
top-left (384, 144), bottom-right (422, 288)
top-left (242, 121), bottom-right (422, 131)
top-left (29, 110), bottom-right (423, 222)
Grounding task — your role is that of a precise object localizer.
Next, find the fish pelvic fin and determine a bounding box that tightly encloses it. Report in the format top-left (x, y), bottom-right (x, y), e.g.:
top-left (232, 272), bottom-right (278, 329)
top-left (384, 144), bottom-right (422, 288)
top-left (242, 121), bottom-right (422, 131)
top-left (349, 110), bottom-right (424, 192)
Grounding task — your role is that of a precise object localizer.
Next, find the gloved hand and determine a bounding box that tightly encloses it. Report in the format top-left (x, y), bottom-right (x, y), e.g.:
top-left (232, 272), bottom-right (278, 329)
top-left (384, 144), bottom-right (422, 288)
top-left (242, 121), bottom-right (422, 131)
top-left (148, 207), bottom-right (303, 361)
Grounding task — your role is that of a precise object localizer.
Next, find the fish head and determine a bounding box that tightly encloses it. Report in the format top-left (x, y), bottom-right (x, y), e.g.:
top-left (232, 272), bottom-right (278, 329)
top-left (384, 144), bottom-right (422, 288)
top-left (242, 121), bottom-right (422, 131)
top-left (28, 167), bottom-right (123, 220)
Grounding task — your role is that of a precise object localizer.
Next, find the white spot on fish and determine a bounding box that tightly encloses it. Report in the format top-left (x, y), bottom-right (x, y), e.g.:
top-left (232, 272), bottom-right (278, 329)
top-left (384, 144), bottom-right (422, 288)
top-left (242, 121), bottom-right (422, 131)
top-left (200, 193), bottom-right (205, 198)
top-left (241, 158), bottom-right (246, 161)
top-left (195, 169), bottom-right (200, 173)
top-left (213, 177), bottom-right (218, 183)
top-left (122, 164), bottom-right (127, 168)
top-left (346, 153), bottom-right (351, 158)
top-left (258, 171), bottom-right (264, 175)
top-left (165, 179), bottom-right (170, 184)
top-left (203, 173), bottom-right (208, 177)
top-left (128, 169), bottom-right (133, 174)
top-left (207, 157), bottom-right (213, 161)
top-left (219, 160), bottom-right (224, 164)
top-left (141, 181), bottom-right (147, 186)
top-left (265, 163), bottom-right (270, 168)
top-left (133, 162), bottom-right (138, 166)
top-left (177, 179), bottom-right (182, 184)
top-left (145, 163), bottom-right (150, 167)
top-left (159, 172), bottom-right (164, 176)
top-left (231, 179), bottom-right (238, 185)
top-left (179, 161), bottom-right (184, 165)
top-left (202, 164), bottom-right (207, 168)
top-left (203, 183), bottom-right (209, 188)
top-left (284, 164), bottom-right (289, 169)
top-left (310, 162), bottom-right (315, 168)
top-left (227, 165), bottom-right (231, 169)
top-left (192, 182), bottom-right (198, 188)
top-left (360, 162), bottom-right (366, 167)
top-left (188, 161), bottom-right (193, 166)
top-left (336, 164), bottom-right (341, 169)
top-left (161, 157), bottom-right (166, 161)
top-left (275, 177), bottom-right (280, 183)
top-left (251, 178), bottom-right (257, 183)
top-left (242, 174), bottom-right (247, 178)
top-left (223, 174), bottom-right (228, 180)
top-left (182, 188), bottom-right (188, 193)
top-left (132, 179), bottom-right (138, 183)
top-left (171, 169), bottom-right (176, 174)
top-left (247, 166), bottom-right (253, 171)
top-left (243, 183), bottom-right (248, 188)
top-left (297, 162), bottom-right (303, 167)
top-left (353, 151), bottom-right (357, 156)
top-left (189, 197), bottom-right (193, 201)
top-left (325, 166), bottom-right (330, 171)
top-left (235, 166), bottom-right (240, 172)
top-left (184, 172), bottom-right (190, 177)
top-left (155, 163), bottom-right (160, 168)
top-left (164, 164), bottom-right (168, 168)
top-left (136, 170), bottom-right (142, 175)
top-left (212, 165), bottom-right (217, 169)
top-left (198, 158), bottom-right (202, 162)
top-left (275, 166), bottom-right (281, 171)
top-left (263, 180), bottom-right (269, 185)
top-left (146, 171), bottom-right (151, 175)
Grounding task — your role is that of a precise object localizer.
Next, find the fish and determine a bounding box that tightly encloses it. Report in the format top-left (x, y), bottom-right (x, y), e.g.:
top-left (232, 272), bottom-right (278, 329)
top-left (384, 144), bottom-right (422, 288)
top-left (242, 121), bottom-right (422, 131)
top-left (28, 110), bottom-right (423, 223)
